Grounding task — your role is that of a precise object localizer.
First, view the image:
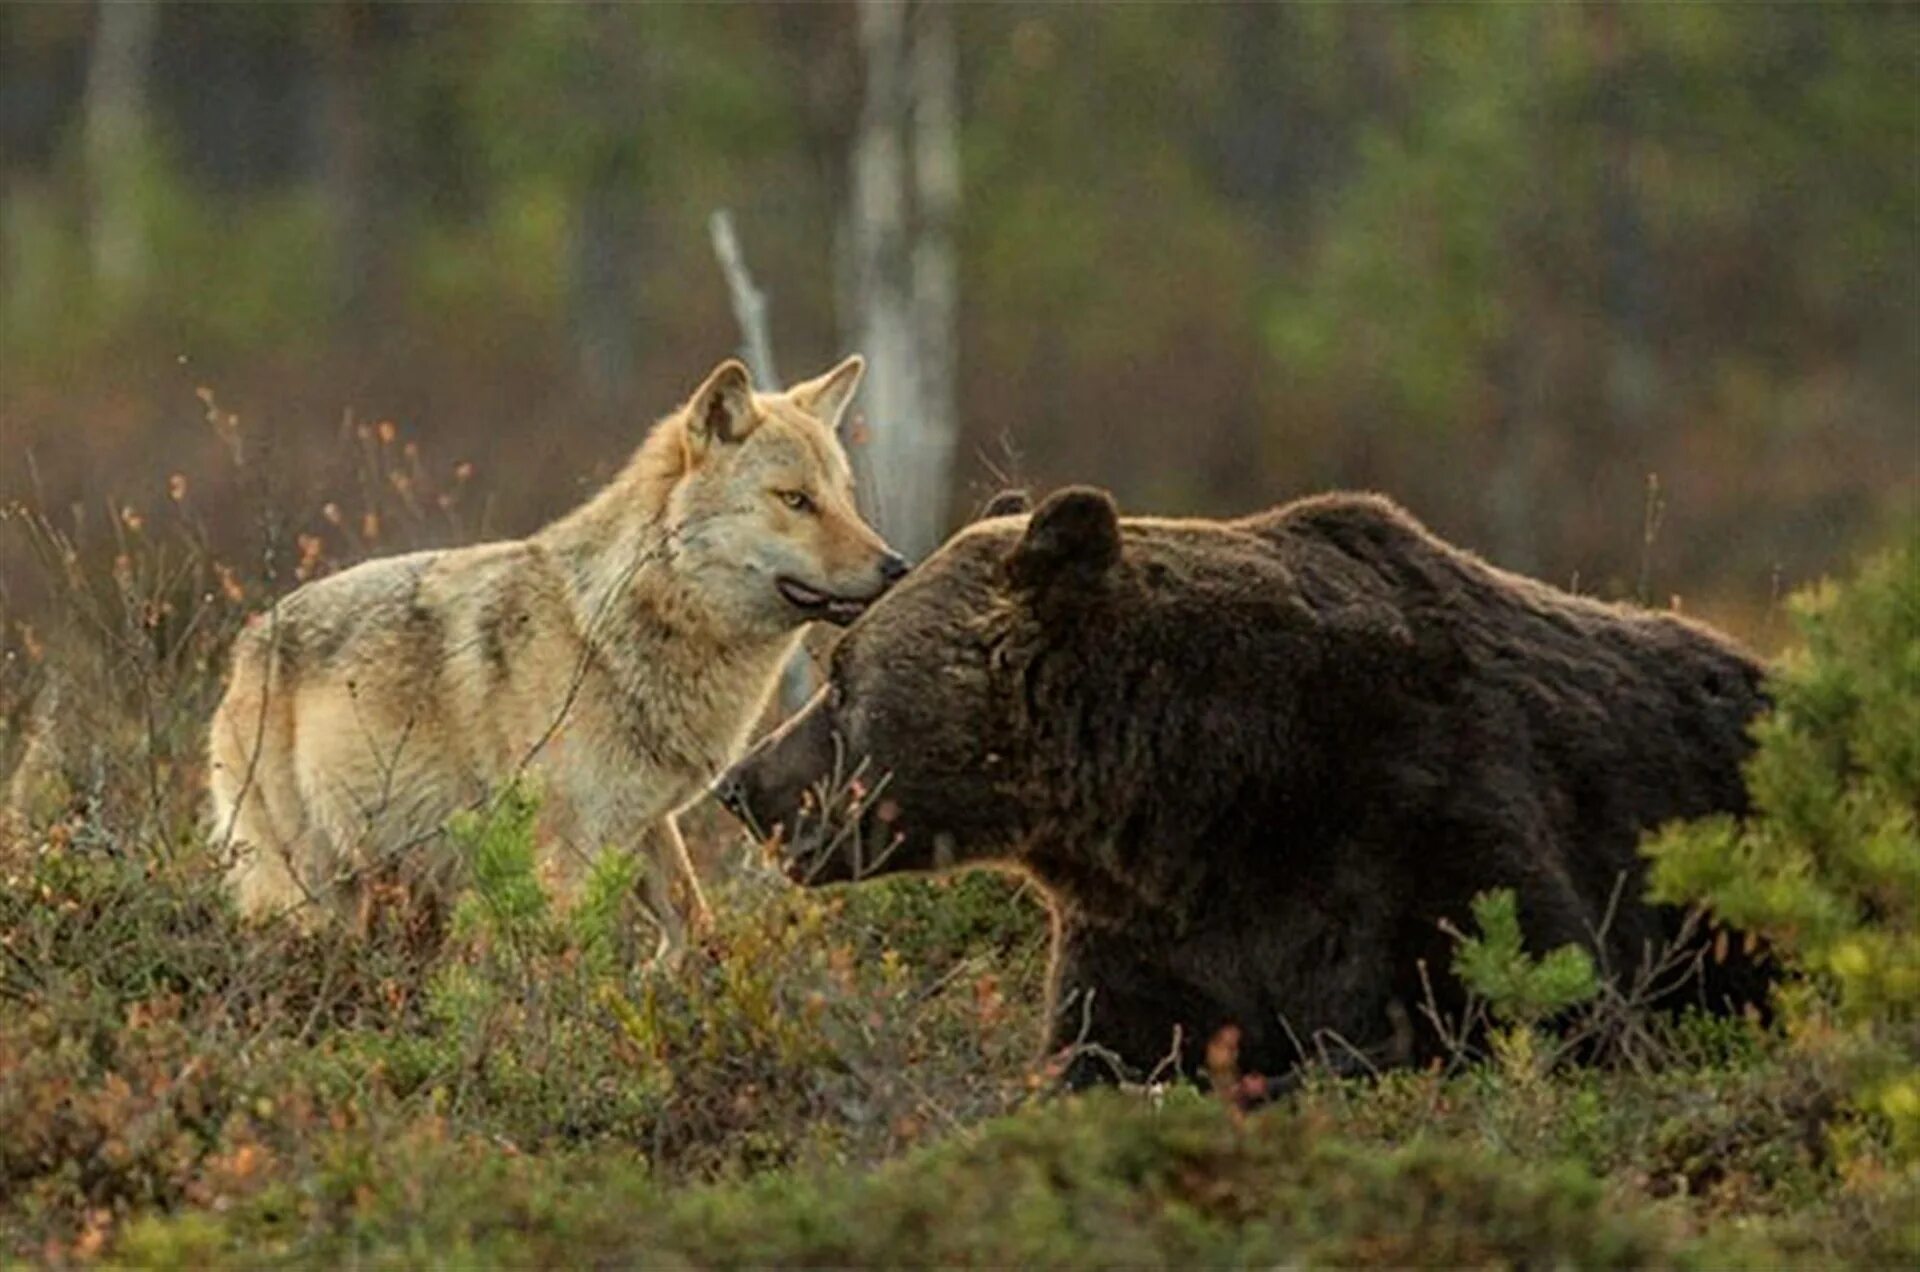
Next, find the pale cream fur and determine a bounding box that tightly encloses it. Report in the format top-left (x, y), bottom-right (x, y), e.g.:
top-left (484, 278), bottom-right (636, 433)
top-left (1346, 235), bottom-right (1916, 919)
top-left (207, 356), bottom-right (897, 956)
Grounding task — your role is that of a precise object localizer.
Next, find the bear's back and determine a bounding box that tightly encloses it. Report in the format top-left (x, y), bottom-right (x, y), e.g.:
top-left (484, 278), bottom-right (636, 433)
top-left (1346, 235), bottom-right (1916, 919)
top-left (1247, 492), bottom-right (1764, 721)
top-left (1243, 492), bottom-right (1767, 1001)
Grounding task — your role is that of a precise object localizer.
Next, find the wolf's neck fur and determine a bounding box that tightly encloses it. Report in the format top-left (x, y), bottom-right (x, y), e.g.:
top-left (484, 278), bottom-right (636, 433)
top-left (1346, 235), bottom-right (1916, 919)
top-left (532, 411), bottom-right (790, 691)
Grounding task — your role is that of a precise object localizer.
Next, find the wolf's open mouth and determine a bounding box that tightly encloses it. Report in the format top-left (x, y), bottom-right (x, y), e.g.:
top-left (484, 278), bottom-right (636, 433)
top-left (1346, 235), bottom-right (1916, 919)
top-left (776, 576), bottom-right (873, 626)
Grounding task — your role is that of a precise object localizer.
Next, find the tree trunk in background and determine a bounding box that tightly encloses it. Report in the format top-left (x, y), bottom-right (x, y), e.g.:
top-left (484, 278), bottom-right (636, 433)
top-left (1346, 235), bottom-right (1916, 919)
top-left (909, 4), bottom-right (958, 535)
top-left (846, 0), bottom-right (959, 561)
top-left (848, 0), bottom-right (916, 542)
top-left (1485, 11), bottom-right (1551, 576)
top-left (82, 0), bottom-right (158, 309)
top-left (573, 152), bottom-right (645, 406)
top-left (1593, 0), bottom-right (1658, 555)
top-left (319, 3), bottom-right (380, 330)
top-left (570, 4), bottom-right (647, 408)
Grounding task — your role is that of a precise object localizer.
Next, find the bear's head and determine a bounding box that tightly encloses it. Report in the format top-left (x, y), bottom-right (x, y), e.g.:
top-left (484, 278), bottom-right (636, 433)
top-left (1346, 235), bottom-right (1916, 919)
top-left (713, 483), bottom-right (1249, 888)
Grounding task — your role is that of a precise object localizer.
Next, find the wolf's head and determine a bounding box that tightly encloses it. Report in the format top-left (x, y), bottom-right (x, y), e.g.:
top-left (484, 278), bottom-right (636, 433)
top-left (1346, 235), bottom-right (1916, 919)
top-left (657, 356), bottom-right (907, 633)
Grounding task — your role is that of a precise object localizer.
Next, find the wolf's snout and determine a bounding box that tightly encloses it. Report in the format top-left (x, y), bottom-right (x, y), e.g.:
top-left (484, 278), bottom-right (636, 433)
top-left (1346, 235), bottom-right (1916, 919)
top-left (775, 546), bottom-right (907, 627)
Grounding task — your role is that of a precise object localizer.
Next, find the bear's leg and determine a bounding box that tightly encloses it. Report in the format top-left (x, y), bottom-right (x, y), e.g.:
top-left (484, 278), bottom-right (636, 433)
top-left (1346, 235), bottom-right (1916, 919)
top-left (1045, 924), bottom-right (1213, 1088)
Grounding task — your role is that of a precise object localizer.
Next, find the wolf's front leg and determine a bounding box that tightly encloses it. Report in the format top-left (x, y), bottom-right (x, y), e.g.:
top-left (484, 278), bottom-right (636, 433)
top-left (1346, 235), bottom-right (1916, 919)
top-left (637, 816), bottom-right (711, 967)
top-left (659, 814), bottom-right (712, 936)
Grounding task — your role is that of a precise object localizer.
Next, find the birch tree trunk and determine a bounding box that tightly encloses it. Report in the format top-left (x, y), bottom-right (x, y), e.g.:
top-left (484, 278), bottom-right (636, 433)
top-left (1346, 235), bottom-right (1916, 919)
top-left (909, 4), bottom-right (959, 543)
top-left (82, 0), bottom-right (159, 309)
top-left (846, 0), bottom-right (959, 561)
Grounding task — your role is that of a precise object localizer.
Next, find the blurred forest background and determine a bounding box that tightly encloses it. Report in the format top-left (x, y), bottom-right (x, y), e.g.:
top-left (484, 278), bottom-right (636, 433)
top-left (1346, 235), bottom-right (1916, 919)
top-left (2, 1), bottom-right (1914, 642)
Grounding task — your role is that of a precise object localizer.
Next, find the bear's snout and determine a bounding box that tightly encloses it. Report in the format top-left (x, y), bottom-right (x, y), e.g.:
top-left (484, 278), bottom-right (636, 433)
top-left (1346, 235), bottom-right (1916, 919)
top-left (712, 693), bottom-right (868, 884)
top-left (710, 769), bottom-right (751, 822)
top-left (709, 752), bottom-right (787, 846)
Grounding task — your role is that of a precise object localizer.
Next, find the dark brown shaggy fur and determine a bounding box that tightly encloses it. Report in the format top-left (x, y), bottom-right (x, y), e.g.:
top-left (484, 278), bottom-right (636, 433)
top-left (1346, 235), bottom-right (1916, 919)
top-left (718, 487), bottom-right (1772, 1086)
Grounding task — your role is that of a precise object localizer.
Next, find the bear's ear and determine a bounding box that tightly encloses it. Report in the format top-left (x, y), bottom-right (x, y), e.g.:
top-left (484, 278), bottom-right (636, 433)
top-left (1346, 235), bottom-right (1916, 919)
top-left (978, 488), bottom-right (1031, 520)
top-left (1006, 486), bottom-right (1121, 592)
top-left (686, 359), bottom-right (758, 451)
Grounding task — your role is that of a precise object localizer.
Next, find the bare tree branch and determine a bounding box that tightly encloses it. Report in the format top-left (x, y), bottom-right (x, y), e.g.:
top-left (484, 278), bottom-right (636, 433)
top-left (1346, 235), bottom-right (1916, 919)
top-left (707, 209), bottom-right (781, 391)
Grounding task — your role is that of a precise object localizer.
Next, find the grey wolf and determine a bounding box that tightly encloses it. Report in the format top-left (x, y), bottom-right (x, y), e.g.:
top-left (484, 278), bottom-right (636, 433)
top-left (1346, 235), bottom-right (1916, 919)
top-left (209, 355), bottom-right (905, 956)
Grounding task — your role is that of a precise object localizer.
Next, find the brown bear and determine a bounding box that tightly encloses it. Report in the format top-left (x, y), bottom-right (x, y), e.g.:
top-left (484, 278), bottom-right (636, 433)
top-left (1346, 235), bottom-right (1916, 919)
top-left (714, 487), bottom-right (1771, 1087)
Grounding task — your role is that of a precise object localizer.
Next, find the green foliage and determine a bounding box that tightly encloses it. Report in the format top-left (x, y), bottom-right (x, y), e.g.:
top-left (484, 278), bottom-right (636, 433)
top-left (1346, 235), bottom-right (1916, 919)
top-left (1450, 888), bottom-right (1602, 1027)
top-left (2, 148), bottom-right (332, 368)
top-left (837, 869), bottom-right (1048, 976)
top-left (1647, 533), bottom-right (1920, 1157)
top-left (10, 4), bottom-right (1910, 602)
top-left (570, 839), bottom-right (649, 975)
top-left (447, 780), bottom-right (549, 940)
top-left (1264, 7), bottom-right (1534, 432)
top-left (115, 1091), bottom-right (1779, 1268)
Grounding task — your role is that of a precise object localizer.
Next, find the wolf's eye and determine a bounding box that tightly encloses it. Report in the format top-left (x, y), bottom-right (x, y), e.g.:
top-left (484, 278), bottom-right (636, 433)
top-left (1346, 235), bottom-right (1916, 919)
top-left (776, 489), bottom-right (815, 514)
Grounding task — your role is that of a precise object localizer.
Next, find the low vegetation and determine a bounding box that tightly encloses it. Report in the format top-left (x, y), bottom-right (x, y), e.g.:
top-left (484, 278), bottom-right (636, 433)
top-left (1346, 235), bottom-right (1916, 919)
top-left (1648, 534), bottom-right (1920, 1159)
top-left (2, 449), bottom-right (1915, 1262)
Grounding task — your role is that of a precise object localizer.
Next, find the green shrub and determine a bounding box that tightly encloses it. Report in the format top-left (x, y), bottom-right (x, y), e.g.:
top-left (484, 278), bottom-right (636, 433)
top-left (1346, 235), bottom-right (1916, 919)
top-left (446, 780), bottom-right (550, 943)
top-left (1647, 534), bottom-right (1920, 1157)
top-left (1450, 888), bottom-right (1602, 1028)
top-left (117, 1091), bottom-right (1766, 1268)
top-left (836, 868), bottom-right (1049, 977)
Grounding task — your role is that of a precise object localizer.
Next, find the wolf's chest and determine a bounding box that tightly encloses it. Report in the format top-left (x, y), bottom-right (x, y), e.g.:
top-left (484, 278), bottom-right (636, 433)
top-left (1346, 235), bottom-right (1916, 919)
top-left (623, 666), bottom-right (767, 772)
top-left (537, 653), bottom-right (772, 796)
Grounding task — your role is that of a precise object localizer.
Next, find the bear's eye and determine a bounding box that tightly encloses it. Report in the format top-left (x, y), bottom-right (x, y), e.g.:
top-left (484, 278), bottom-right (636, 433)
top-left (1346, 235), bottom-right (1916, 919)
top-left (776, 489), bottom-right (815, 514)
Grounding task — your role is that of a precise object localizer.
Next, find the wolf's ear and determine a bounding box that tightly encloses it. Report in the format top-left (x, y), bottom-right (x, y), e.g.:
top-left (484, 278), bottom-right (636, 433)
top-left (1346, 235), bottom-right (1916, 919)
top-left (790, 354), bottom-right (865, 432)
top-left (688, 359), bottom-right (757, 450)
top-left (979, 489), bottom-right (1031, 520)
top-left (1006, 487), bottom-right (1121, 593)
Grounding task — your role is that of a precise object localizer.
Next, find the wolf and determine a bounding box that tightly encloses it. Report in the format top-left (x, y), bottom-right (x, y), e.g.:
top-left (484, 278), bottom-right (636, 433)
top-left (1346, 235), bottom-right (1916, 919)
top-left (207, 355), bottom-right (905, 956)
